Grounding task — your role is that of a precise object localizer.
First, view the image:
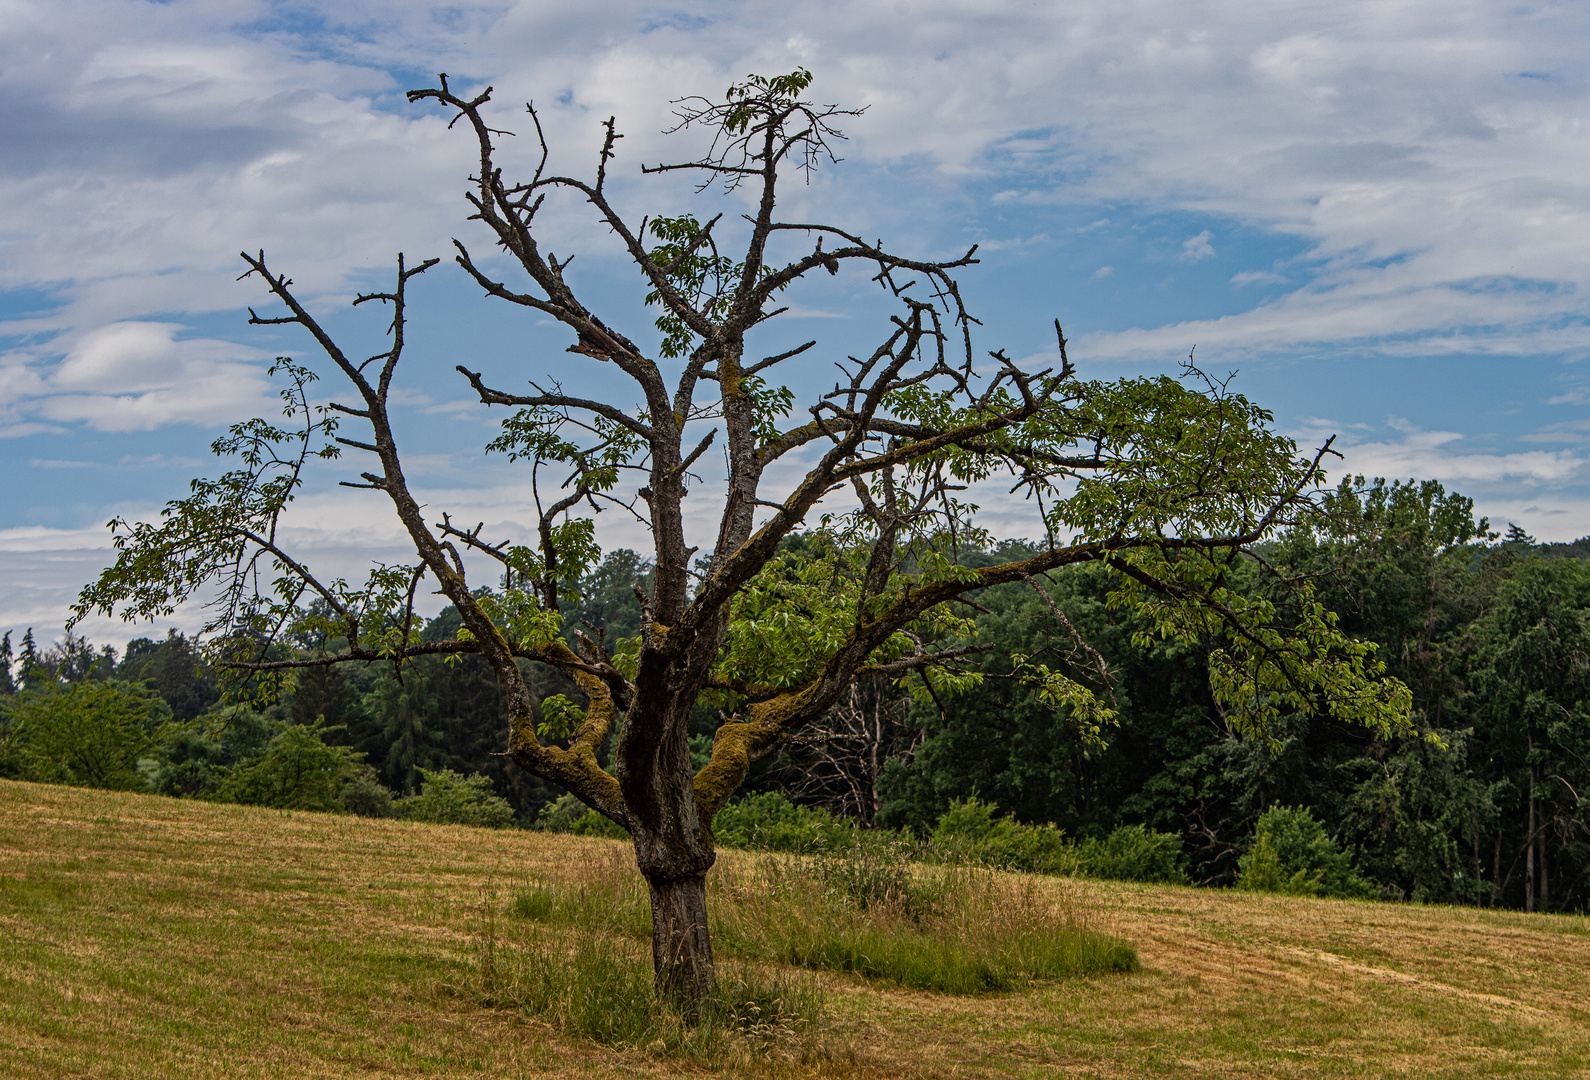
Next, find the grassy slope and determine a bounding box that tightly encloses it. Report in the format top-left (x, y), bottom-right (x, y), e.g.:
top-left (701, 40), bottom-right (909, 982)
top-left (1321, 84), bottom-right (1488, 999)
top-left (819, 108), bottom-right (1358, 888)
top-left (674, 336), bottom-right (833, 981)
top-left (1, 779), bottom-right (1587, 1079)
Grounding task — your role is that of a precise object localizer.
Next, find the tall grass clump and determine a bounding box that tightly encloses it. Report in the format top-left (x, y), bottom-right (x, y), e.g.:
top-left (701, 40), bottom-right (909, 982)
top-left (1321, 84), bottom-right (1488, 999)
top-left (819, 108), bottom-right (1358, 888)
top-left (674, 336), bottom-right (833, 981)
top-left (712, 834), bottom-right (1138, 993)
top-left (487, 837), bottom-right (1135, 1013)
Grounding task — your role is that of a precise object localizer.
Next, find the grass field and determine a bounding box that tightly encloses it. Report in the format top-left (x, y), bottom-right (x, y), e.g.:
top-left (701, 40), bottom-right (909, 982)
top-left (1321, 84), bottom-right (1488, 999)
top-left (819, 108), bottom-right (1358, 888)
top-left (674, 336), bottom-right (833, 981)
top-left (1, 778), bottom-right (1588, 1078)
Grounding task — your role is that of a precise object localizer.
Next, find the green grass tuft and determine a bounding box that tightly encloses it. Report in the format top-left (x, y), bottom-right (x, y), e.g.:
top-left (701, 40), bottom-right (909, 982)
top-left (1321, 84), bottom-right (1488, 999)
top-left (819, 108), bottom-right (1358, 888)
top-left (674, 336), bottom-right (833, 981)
top-left (712, 854), bottom-right (1137, 993)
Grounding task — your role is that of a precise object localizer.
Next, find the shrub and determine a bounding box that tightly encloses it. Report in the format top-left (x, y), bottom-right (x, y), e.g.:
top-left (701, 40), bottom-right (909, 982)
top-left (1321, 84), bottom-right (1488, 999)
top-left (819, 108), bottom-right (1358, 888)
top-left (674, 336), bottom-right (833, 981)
top-left (338, 766), bottom-right (397, 817)
top-left (145, 706), bottom-right (280, 799)
top-left (216, 721), bottom-right (363, 811)
top-left (928, 798), bottom-right (1071, 874)
top-left (533, 792), bottom-right (590, 832)
top-left (397, 768), bottom-right (516, 828)
top-left (0, 680), bottom-right (164, 791)
top-left (569, 809), bottom-right (631, 838)
top-left (712, 791), bottom-right (848, 852)
top-left (533, 792), bottom-right (631, 838)
top-left (1236, 805), bottom-right (1373, 899)
top-left (1073, 824), bottom-right (1188, 885)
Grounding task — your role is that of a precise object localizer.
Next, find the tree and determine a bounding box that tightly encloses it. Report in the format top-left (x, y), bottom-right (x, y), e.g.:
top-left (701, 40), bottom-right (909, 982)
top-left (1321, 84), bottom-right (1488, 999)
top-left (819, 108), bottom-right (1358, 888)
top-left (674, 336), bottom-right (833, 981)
top-left (17, 629), bottom-right (40, 692)
top-left (217, 720), bottom-right (363, 811)
top-left (0, 679), bottom-right (165, 790)
top-left (0, 632), bottom-right (15, 697)
top-left (76, 70), bottom-right (1411, 1010)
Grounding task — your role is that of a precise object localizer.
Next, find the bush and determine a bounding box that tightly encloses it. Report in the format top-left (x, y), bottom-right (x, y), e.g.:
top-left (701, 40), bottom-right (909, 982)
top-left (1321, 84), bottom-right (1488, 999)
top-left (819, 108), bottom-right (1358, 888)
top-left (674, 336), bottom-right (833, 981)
top-left (397, 768), bottom-right (516, 828)
top-left (1236, 805), bottom-right (1373, 899)
top-left (0, 680), bottom-right (164, 791)
top-left (216, 721), bottom-right (363, 811)
top-left (534, 792), bottom-right (590, 832)
top-left (569, 808), bottom-right (631, 839)
top-left (928, 798), bottom-right (1071, 874)
top-left (712, 791), bottom-right (849, 853)
top-left (339, 766), bottom-right (397, 817)
top-left (145, 706), bottom-right (280, 799)
top-left (533, 792), bottom-right (630, 838)
top-left (1073, 824), bottom-right (1187, 885)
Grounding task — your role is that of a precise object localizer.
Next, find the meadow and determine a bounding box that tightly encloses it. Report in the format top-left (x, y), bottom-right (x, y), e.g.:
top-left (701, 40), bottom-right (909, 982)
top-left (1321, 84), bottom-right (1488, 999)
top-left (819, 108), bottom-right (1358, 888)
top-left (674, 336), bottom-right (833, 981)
top-left (1, 778), bottom-right (1586, 1078)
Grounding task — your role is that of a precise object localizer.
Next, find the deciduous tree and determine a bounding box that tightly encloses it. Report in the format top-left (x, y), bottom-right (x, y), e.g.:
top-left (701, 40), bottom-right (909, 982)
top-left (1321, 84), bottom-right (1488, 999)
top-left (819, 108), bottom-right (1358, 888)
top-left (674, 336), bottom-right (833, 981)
top-left (77, 70), bottom-right (1411, 1011)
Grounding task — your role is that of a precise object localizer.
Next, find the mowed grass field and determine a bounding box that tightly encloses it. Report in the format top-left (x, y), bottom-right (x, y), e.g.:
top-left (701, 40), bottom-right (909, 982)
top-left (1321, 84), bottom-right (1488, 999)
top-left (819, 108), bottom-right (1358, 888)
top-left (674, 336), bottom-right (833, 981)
top-left (1, 778), bottom-right (1587, 1079)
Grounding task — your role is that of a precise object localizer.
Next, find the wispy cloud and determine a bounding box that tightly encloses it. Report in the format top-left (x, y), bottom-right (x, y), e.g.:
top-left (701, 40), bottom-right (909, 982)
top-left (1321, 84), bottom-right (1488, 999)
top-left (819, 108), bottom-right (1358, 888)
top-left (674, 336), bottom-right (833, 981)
top-left (1, 323), bottom-right (272, 432)
top-left (1180, 230), bottom-right (1215, 262)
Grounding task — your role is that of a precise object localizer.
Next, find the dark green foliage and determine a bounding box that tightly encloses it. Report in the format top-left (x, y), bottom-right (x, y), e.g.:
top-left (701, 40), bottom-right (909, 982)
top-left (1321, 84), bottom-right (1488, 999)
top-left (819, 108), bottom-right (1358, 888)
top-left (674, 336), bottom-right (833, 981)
top-left (119, 631), bottom-right (217, 721)
top-left (1236, 805), bottom-right (1373, 898)
top-left (559, 548), bottom-right (653, 647)
top-left (27, 479), bottom-right (1590, 911)
top-left (0, 633), bottom-right (15, 696)
top-left (17, 630), bottom-right (41, 692)
top-left (339, 766), bottom-right (397, 817)
top-left (1338, 728), bottom-right (1500, 904)
top-left (144, 706), bottom-right (282, 798)
top-left (533, 792), bottom-right (592, 832)
top-left (712, 790), bottom-right (848, 852)
top-left (216, 721), bottom-right (364, 811)
top-left (929, 797), bottom-right (1071, 874)
top-left (926, 798), bottom-right (1185, 884)
top-left (397, 768), bottom-right (516, 828)
top-left (1072, 824), bottom-right (1188, 885)
top-left (569, 807), bottom-right (631, 838)
top-left (334, 609), bottom-right (568, 819)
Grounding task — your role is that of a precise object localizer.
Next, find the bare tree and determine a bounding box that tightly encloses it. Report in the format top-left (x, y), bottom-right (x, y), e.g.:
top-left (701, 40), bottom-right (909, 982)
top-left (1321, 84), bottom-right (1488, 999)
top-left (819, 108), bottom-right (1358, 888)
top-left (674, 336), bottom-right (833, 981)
top-left (779, 675), bottom-right (917, 825)
top-left (77, 69), bottom-right (1412, 1012)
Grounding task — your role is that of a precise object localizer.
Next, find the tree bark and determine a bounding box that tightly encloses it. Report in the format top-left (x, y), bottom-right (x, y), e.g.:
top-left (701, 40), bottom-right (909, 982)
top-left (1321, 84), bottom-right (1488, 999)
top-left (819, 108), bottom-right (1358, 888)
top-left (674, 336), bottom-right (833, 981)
top-left (1526, 760), bottom-right (1536, 914)
top-left (645, 870), bottom-right (715, 1017)
top-left (1540, 807), bottom-right (1550, 912)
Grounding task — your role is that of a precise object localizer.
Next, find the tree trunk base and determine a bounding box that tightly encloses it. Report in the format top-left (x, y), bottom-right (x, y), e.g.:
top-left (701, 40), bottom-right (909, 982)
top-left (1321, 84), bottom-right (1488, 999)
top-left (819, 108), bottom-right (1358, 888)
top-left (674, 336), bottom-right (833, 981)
top-left (646, 871), bottom-right (715, 1018)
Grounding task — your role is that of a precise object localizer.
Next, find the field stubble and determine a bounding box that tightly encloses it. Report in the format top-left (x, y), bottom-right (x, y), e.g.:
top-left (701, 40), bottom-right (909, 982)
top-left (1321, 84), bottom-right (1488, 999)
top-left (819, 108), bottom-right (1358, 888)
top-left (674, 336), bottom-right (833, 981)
top-left (0, 779), bottom-right (1587, 1078)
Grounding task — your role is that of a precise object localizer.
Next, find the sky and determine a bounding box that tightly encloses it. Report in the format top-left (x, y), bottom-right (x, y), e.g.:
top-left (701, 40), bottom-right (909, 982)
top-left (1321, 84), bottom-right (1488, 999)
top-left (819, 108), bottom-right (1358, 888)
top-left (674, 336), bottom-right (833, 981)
top-left (5, 0), bottom-right (1590, 648)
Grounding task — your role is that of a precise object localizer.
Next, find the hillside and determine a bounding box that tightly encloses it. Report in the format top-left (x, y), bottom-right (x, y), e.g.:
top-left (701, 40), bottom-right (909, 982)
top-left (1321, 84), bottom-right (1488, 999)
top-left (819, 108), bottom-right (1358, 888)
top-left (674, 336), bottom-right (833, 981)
top-left (0, 779), bottom-right (1586, 1078)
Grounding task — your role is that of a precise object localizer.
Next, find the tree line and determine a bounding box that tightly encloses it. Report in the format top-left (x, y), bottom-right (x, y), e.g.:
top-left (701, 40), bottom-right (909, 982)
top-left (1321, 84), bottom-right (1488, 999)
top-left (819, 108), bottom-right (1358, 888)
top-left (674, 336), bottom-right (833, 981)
top-left (3, 475), bottom-right (1585, 912)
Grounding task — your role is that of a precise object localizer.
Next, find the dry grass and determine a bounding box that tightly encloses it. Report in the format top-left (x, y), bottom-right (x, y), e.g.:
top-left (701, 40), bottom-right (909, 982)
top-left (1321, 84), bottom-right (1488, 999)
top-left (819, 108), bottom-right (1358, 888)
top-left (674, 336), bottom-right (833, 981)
top-left (1, 779), bottom-right (1588, 1078)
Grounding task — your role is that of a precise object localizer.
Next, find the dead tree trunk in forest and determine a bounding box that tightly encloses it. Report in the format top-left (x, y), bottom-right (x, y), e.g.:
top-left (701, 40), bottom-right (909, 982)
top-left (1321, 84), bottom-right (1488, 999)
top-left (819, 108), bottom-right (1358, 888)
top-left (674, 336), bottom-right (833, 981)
top-left (1527, 735), bottom-right (1536, 913)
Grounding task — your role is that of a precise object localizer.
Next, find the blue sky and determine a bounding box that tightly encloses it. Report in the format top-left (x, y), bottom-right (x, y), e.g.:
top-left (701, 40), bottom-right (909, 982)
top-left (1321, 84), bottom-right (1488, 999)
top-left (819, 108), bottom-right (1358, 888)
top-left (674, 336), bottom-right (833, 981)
top-left (5, 0), bottom-right (1590, 644)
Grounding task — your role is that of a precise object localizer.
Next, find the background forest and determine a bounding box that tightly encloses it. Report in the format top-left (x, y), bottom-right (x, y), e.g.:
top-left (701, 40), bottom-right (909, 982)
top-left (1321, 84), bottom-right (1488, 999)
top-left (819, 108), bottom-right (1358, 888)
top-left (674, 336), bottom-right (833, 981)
top-left (3, 477), bottom-right (1585, 914)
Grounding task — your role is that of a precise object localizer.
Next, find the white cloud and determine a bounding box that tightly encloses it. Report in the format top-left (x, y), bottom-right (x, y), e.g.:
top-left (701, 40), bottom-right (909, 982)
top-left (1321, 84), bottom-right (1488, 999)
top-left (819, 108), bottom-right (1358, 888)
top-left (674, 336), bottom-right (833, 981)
top-left (2, 322), bottom-right (273, 432)
top-left (1231, 269), bottom-right (1286, 287)
top-left (1308, 417), bottom-right (1587, 490)
top-left (1092, 265), bottom-right (1114, 279)
top-left (1180, 230), bottom-right (1215, 262)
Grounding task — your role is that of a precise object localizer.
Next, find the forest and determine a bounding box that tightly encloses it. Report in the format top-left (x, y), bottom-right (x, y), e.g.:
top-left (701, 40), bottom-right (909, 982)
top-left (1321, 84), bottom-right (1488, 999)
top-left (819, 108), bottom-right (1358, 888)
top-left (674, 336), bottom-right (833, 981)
top-left (2, 475), bottom-right (1585, 914)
